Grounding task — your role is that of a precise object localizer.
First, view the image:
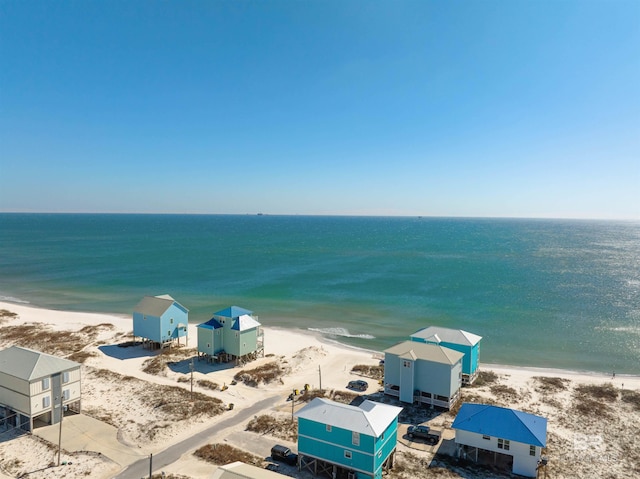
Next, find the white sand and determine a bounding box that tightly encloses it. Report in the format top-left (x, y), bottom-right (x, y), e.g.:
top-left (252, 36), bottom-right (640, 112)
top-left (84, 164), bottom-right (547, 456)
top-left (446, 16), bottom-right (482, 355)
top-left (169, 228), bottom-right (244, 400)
top-left (0, 300), bottom-right (638, 479)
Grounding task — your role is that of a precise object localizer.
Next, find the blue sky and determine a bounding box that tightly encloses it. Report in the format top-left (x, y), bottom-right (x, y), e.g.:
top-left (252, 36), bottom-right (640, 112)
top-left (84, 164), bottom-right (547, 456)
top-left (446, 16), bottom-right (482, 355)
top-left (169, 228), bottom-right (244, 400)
top-left (1, 1), bottom-right (638, 219)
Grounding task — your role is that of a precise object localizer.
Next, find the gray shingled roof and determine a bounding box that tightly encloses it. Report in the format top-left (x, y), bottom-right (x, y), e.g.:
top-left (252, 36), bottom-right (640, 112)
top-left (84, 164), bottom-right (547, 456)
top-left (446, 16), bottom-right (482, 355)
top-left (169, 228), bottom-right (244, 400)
top-left (384, 341), bottom-right (464, 365)
top-left (134, 294), bottom-right (187, 317)
top-left (0, 346), bottom-right (80, 381)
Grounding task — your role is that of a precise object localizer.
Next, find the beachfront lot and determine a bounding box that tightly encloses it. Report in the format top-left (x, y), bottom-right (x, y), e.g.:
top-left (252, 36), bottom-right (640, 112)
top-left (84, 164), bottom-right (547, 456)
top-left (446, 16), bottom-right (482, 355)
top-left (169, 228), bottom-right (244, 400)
top-left (0, 301), bottom-right (639, 479)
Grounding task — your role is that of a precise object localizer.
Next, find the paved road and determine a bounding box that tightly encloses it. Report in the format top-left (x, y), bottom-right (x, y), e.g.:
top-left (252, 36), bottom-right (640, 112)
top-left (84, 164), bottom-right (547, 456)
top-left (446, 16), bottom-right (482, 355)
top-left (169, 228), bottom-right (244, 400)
top-left (115, 394), bottom-right (282, 479)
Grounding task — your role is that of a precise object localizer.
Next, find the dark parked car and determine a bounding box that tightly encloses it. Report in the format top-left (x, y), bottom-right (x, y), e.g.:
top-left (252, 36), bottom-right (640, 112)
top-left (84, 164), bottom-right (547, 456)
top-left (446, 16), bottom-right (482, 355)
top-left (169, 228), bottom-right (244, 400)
top-left (271, 445), bottom-right (298, 465)
top-left (407, 425), bottom-right (439, 444)
top-left (347, 379), bottom-right (368, 391)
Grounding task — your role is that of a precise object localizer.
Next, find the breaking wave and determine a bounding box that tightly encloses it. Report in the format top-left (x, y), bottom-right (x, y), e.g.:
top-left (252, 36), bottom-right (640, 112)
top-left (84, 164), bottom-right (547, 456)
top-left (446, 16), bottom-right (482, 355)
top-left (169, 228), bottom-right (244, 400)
top-left (308, 327), bottom-right (375, 340)
top-left (0, 295), bottom-right (30, 304)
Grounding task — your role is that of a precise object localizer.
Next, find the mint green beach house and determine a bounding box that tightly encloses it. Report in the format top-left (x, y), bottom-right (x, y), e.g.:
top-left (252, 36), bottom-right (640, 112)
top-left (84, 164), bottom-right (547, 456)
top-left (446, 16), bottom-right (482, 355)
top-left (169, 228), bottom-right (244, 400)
top-left (410, 326), bottom-right (482, 385)
top-left (197, 306), bottom-right (264, 365)
top-left (132, 294), bottom-right (188, 349)
top-left (295, 397), bottom-right (403, 479)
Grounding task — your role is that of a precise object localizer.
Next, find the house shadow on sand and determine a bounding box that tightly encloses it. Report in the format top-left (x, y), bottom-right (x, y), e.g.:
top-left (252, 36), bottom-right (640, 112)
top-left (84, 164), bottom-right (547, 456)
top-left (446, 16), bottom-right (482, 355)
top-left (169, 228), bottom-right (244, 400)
top-left (166, 356), bottom-right (238, 375)
top-left (98, 342), bottom-right (155, 360)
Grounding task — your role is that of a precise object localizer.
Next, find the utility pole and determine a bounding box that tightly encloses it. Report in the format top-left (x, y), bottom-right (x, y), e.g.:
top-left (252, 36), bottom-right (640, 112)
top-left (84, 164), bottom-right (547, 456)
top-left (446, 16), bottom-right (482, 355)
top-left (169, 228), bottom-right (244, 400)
top-left (318, 365), bottom-right (322, 391)
top-left (190, 359), bottom-right (194, 402)
top-left (149, 453), bottom-right (152, 479)
top-left (291, 389), bottom-right (295, 421)
top-left (57, 392), bottom-right (63, 466)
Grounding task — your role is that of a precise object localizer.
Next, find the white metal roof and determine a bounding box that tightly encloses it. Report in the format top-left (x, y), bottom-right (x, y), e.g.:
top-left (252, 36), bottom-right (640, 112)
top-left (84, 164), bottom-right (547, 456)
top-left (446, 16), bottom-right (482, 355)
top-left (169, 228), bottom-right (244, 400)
top-left (295, 398), bottom-right (402, 437)
top-left (0, 346), bottom-right (80, 381)
top-left (410, 326), bottom-right (482, 346)
top-left (231, 314), bottom-right (261, 331)
top-left (384, 340), bottom-right (464, 365)
top-left (211, 461), bottom-right (288, 479)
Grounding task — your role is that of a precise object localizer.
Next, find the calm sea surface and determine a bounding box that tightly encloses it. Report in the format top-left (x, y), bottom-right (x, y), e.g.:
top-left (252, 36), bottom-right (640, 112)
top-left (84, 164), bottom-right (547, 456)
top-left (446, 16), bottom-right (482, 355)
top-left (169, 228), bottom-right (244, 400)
top-left (0, 214), bottom-right (638, 374)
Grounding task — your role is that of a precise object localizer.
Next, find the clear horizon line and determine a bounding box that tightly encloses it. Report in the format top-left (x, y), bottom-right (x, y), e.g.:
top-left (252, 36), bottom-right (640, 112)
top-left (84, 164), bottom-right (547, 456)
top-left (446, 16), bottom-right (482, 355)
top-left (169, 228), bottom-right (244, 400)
top-left (0, 210), bottom-right (638, 222)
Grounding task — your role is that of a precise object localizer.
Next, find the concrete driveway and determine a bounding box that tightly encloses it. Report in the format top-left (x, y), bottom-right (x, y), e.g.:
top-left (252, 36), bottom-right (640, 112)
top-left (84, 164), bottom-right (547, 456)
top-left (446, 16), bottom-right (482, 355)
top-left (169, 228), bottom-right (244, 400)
top-left (33, 414), bottom-right (146, 467)
top-left (397, 422), bottom-right (457, 456)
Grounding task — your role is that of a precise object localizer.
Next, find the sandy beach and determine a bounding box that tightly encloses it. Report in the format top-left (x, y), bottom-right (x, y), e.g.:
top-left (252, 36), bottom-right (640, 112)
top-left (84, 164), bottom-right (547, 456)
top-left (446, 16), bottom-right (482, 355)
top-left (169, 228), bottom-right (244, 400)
top-left (0, 300), bottom-right (638, 479)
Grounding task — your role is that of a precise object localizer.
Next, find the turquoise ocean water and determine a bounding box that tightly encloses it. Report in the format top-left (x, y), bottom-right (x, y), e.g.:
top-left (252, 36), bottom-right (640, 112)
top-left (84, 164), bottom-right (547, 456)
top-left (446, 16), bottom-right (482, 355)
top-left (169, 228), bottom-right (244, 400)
top-left (0, 214), bottom-right (638, 374)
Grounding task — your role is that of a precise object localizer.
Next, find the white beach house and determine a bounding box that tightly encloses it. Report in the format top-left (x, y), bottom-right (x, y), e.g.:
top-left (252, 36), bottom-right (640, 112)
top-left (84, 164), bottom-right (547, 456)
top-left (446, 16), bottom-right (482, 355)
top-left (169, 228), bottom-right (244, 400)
top-left (452, 403), bottom-right (548, 478)
top-left (0, 346), bottom-right (81, 432)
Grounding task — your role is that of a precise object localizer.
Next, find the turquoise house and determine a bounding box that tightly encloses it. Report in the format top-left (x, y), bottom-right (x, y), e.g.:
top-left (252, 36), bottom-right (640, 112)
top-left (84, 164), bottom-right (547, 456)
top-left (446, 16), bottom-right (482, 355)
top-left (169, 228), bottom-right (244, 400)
top-left (295, 398), bottom-right (403, 479)
top-left (196, 306), bottom-right (264, 364)
top-left (410, 326), bottom-right (482, 385)
top-left (132, 294), bottom-right (188, 348)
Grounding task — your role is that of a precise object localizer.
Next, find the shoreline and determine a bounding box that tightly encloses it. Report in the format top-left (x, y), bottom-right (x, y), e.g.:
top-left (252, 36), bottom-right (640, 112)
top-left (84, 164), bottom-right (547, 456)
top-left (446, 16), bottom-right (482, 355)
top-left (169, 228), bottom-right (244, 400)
top-left (1, 299), bottom-right (637, 381)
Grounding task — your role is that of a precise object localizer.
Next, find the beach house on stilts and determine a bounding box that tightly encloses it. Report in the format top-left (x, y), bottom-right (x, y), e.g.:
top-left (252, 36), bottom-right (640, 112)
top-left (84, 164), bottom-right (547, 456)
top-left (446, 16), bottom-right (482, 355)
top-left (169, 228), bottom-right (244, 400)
top-left (197, 306), bottom-right (264, 365)
top-left (0, 346), bottom-right (81, 433)
top-left (410, 326), bottom-right (482, 385)
top-left (295, 397), bottom-right (403, 479)
top-left (383, 340), bottom-right (463, 410)
top-left (132, 294), bottom-right (189, 349)
top-left (452, 403), bottom-right (547, 478)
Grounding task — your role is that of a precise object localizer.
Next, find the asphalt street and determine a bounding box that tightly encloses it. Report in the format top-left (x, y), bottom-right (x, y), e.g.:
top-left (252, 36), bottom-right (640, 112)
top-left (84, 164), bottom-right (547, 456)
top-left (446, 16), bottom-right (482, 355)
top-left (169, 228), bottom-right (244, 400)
top-left (114, 394), bottom-right (282, 479)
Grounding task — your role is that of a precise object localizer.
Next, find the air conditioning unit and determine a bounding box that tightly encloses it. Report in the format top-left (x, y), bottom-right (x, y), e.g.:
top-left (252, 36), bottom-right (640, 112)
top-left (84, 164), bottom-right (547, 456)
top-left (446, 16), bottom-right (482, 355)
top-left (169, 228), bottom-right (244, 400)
top-left (347, 472), bottom-right (356, 479)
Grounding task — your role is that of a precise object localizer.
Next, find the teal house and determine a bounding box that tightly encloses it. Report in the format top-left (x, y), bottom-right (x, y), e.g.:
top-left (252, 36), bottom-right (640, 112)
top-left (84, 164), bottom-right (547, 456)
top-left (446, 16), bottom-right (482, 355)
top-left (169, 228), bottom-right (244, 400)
top-left (197, 306), bottom-right (264, 364)
top-left (295, 398), bottom-right (403, 479)
top-left (410, 326), bottom-right (482, 385)
top-left (132, 294), bottom-right (188, 348)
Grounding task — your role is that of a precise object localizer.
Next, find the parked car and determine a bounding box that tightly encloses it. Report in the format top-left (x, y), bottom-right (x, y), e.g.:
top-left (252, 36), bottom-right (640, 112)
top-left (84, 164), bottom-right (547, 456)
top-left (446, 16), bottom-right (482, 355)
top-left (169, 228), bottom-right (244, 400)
top-left (271, 444), bottom-right (298, 466)
top-left (347, 379), bottom-right (368, 391)
top-left (407, 425), bottom-right (439, 445)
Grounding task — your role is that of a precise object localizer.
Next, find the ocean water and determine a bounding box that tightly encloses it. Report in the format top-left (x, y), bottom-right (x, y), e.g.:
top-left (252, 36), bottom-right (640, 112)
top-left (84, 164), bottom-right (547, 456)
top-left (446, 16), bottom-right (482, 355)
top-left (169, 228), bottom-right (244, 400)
top-left (0, 213), bottom-right (638, 374)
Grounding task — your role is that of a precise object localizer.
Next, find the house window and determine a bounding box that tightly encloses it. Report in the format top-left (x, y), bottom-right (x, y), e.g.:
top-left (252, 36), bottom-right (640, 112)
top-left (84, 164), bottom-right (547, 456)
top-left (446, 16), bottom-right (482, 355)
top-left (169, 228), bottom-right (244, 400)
top-left (326, 425), bottom-right (332, 432)
top-left (62, 371), bottom-right (70, 383)
top-left (352, 431), bottom-right (360, 446)
top-left (530, 445), bottom-right (536, 456)
top-left (170, 318), bottom-right (174, 324)
top-left (403, 360), bottom-right (411, 368)
top-left (42, 378), bottom-right (50, 390)
top-left (43, 396), bottom-right (50, 408)
top-left (168, 330), bottom-right (171, 337)
top-left (344, 450), bottom-right (352, 459)
top-left (482, 435), bottom-right (490, 440)
top-left (498, 439), bottom-right (510, 451)
top-left (207, 343), bottom-right (210, 348)
top-left (235, 332), bottom-right (239, 338)
top-left (63, 389), bottom-right (71, 400)
top-left (143, 315), bottom-right (146, 320)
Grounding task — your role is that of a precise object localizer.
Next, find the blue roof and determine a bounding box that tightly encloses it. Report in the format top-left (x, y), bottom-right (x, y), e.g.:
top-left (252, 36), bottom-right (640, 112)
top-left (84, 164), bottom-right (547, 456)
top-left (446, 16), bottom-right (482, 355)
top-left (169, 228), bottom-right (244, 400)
top-left (197, 318), bottom-right (223, 330)
top-left (452, 403), bottom-right (547, 447)
top-left (213, 306), bottom-right (253, 318)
